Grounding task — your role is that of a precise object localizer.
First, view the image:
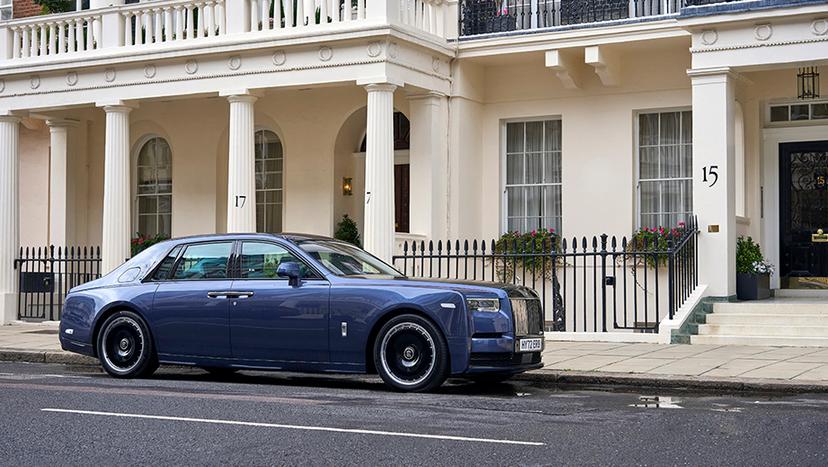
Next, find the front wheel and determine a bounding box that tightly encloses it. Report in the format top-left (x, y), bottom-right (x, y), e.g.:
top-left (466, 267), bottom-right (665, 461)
top-left (97, 311), bottom-right (158, 378)
top-left (373, 314), bottom-right (449, 392)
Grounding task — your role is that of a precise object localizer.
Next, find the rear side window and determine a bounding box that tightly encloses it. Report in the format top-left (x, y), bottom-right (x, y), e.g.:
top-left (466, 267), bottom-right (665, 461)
top-left (171, 242), bottom-right (233, 280)
top-left (151, 245), bottom-right (182, 281)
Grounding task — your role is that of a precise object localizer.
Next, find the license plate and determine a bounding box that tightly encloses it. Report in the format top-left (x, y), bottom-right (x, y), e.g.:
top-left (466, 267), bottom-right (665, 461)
top-left (518, 338), bottom-right (543, 352)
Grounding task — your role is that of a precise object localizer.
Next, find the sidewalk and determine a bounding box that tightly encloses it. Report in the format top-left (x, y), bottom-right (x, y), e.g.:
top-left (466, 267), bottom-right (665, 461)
top-left (2, 323), bottom-right (828, 392)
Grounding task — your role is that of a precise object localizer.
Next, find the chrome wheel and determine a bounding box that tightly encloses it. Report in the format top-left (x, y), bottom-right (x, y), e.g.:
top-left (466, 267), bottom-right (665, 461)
top-left (379, 322), bottom-right (437, 388)
top-left (101, 316), bottom-right (145, 375)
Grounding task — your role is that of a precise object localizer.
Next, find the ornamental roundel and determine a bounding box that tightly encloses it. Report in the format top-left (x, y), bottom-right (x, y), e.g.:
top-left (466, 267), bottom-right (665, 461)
top-left (272, 50), bottom-right (286, 66)
top-left (104, 68), bottom-right (117, 82)
top-left (66, 71), bottom-right (79, 87)
top-left (184, 59), bottom-right (199, 75)
top-left (754, 23), bottom-right (773, 41)
top-left (388, 42), bottom-right (398, 59)
top-left (812, 19), bottom-right (828, 36)
top-left (319, 46), bottom-right (333, 62)
top-left (0, 79), bottom-right (5, 93)
top-left (431, 57), bottom-right (441, 73)
top-left (367, 41), bottom-right (382, 58)
top-left (30, 75), bottom-right (41, 90)
top-left (700, 29), bottom-right (718, 46)
top-left (144, 64), bottom-right (157, 79)
top-left (228, 55), bottom-right (242, 70)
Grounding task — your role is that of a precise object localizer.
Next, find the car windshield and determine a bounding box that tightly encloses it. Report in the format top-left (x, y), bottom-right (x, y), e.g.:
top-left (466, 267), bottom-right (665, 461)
top-left (297, 240), bottom-right (404, 278)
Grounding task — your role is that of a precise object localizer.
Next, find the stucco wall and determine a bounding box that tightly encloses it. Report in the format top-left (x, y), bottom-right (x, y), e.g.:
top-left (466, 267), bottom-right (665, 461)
top-left (18, 121), bottom-right (49, 246)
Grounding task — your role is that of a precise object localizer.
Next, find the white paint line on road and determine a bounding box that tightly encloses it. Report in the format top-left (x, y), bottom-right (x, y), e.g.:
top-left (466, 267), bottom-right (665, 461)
top-left (41, 408), bottom-right (545, 446)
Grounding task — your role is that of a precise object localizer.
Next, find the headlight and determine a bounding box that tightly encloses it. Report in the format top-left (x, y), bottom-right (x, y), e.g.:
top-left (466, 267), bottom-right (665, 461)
top-left (466, 298), bottom-right (500, 312)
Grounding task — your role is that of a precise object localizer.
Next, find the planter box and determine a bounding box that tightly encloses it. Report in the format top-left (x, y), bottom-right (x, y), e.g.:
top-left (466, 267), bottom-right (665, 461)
top-left (736, 272), bottom-right (771, 300)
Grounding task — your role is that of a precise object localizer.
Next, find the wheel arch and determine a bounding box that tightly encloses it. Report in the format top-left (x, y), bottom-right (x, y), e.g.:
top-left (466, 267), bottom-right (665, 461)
top-left (90, 303), bottom-right (152, 358)
top-left (363, 306), bottom-right (448, 374)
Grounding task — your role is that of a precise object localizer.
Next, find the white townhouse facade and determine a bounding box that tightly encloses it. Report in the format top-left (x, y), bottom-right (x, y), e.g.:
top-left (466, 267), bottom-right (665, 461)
top-left (0, 0), bottom-right (827, 335)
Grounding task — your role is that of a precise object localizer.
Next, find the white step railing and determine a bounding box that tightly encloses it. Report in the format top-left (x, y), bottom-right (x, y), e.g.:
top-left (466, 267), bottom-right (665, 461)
top-left (8, 11), bottom-right (102, 59)
top-left (122, 0), bottom-right (226, 46)
top-left (399, 0), bottom-right (445, 37)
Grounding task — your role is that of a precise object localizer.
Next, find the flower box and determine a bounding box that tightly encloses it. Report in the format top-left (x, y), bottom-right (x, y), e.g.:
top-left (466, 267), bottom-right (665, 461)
top-left (736, 272), bottom-right (771, 301)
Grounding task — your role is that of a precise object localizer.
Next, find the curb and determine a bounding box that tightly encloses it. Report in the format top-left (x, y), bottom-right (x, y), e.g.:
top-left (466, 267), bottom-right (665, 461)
top-left (0, 349), bottom-right (97, 366)
top-left (518, 370), bottom-right (828, 394)
top-left (1, 349), bottom-right (827, 394)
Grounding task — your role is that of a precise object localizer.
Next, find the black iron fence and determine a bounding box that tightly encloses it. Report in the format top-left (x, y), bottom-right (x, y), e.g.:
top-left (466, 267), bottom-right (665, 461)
top-left (459, 0), bottom-right (681, 36)
top-left (392, 217), bottom-right (699, 333)
top-left (14, 246), bottom-right (102, 321)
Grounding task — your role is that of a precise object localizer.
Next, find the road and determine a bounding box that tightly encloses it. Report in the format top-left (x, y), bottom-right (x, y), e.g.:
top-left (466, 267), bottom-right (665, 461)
top-left (0, 361), bottom-right (826, 466)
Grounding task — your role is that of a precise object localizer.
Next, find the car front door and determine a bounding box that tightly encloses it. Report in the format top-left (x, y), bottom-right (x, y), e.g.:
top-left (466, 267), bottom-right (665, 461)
top-left (149, 241), bottom-right (234, 359)
top-left (230, 241), bottom-right (330, 363)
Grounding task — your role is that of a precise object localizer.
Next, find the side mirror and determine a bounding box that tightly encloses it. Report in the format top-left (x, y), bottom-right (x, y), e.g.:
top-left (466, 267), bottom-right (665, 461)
top-left (276, 262), bottom-right (303, 287)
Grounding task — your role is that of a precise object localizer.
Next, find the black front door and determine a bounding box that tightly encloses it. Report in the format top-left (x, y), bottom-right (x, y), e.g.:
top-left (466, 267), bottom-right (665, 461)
top-left (779, 141), bottom-right (828, 287)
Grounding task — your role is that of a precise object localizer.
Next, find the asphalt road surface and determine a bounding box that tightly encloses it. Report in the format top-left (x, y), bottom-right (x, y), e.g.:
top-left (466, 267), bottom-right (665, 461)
top-left (0, 361), bottom-right (827, 466)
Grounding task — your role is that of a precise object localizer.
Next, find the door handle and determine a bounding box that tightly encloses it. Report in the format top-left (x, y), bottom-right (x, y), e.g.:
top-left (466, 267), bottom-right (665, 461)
top-left (207, 291), bottom-right (234, 299)
top-left (234, 291), bottom-right (254, 299)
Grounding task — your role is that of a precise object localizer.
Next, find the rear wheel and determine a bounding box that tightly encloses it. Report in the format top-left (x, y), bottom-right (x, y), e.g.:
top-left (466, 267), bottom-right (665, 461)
top-left (97, 311), bottom-right (158, 378)
top-left (373, 314), bottom-right (449, 392)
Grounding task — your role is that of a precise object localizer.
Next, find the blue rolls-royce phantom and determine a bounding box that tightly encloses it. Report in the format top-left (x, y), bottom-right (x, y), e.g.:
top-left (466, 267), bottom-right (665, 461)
top-left (59, 234), bottom-right (545, 392)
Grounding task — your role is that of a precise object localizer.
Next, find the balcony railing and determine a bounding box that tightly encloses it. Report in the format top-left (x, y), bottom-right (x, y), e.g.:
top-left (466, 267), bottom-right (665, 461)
top-left (459, 0), bottom-right (681, 36)
top-left (0, 0), bottom-right (449, 64)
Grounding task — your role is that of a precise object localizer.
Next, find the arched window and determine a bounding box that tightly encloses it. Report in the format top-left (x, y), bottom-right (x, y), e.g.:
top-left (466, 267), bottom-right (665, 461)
top-left (255, 130), bottom-right (284, 233)
top-left (136, 137), bottom-right (172, 237)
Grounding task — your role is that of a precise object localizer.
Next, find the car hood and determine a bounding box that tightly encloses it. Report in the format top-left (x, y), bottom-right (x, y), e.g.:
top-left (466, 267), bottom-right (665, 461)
top-left (341, 276), bottom-right (538, 299)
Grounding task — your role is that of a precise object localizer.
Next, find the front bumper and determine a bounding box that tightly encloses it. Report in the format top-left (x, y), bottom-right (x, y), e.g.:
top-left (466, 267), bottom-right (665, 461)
top-left (59, 334), bottom-right (95, 357)
top-left (465, 351), bottom-right (543, 374)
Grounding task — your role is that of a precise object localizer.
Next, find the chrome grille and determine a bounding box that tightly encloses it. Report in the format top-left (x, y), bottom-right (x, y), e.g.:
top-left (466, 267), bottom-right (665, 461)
top-left (510, 298), bottom-right (543, 336)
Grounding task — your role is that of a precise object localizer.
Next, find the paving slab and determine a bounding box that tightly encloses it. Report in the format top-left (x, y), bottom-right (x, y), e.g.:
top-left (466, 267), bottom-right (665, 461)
top-left (595, 358), bottom-right (670, 373)
top-left (740, 361), bottom-right (824, 379)
top-left (646, 358), bottom-right (731, 376)
top-left (701, 359), bottom-right (775, 378)
top-left (546, 355), bottom-right (630, 371)
top-left (793, 364), bottom-right (828, 381)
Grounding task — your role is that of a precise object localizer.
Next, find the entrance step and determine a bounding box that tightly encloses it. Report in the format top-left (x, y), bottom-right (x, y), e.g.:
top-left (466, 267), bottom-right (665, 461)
top-left (698, 324), bottom-right (828, 338)
top-left (691, 335), bottom-right (828, 347)
top-left (712, 302), bottom-right (828, 313)
top-left (706, 313), bottom-right (828, 325)
top-left (774, 289), bottom-right (828, 299)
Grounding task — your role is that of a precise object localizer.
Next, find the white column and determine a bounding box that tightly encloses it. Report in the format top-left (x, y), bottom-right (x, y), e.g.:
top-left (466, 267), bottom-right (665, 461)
top-left (226, 94), bottom-right (258, 233)
top-left (690, 68), bottom-right (737, 297)
top-left (363, 83), bottom-right (396, 263)
top-left (408, 92), bottom-right (448, 239)
top-left (47, 120), bottom-right (77, 247)
top-left (0, 116), bottom-right (20, 325)
top-left (101, 105), bottom-right (132, 274)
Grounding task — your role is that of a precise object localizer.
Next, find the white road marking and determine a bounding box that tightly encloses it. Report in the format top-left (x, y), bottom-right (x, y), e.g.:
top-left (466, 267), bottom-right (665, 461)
top-left (42, 408), bottom-right (545, 446)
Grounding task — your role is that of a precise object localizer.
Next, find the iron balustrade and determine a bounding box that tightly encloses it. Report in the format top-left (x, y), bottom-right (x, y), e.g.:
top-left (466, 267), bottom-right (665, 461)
top-left (459, 0), bottom-right (681, 36)
top-left (14, 246), bottom-right (102, 321)
top-left (392, 217), bottom-right (699, 333)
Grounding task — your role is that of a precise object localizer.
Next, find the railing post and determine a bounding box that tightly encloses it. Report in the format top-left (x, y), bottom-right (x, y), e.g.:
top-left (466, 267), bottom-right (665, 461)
top-left (445, 0), bottom-right (459, 39)
top-left (600, 234), bottom-right (608, 332)
top-left (667, 238), bottom-right (675, 319)
top-left (366, 0), bottom-right (400, 24)
top-left (0, 23), bottom-right (12, 60)
top-left (227, 0), bottom-right (252, 33)
top-left (100, 9), bottom-right (125, 48)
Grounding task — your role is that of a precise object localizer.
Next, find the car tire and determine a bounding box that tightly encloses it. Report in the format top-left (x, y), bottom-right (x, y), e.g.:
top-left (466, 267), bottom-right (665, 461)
top-left (373, 314), bottom-right (449, 392)
top-left (467, 372), bottom-right (514, 385)
top-left (97, 310), bottom-right (158, 378)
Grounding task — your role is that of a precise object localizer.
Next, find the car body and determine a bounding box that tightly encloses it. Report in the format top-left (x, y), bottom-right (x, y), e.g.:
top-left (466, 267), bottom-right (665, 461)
top-left (59, 234), bottom-right (545, 391)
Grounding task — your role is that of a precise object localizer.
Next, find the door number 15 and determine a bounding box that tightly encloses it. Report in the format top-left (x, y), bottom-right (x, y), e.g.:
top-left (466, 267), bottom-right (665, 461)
top-left (702, 166), bottom-right (719, 187)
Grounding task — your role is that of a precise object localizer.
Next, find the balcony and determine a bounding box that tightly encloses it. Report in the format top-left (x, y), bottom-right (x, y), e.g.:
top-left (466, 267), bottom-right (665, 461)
top-left (457, 0), bottom-right (827, 37)
top-left (0, 0), bottom-right (450, 66)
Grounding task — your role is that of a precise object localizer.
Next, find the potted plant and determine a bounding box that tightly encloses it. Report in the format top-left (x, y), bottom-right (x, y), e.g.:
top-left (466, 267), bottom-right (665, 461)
top-left (334, 214), bottom-right (361, 247)
top-left (736, 236), bottom-right (773, 300)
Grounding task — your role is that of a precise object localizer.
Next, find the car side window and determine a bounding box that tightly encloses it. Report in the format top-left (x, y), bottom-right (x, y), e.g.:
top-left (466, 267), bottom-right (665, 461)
top-left (171, 242), bottom-right (233, 280)
top-left (151, 245), bottom-right (182, 281)
top-left (240, 242), bottom-right (316, 279)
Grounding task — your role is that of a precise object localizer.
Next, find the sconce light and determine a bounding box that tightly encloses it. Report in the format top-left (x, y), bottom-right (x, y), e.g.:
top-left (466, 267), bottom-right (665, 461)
top-left (342, 177), bottom-right (353, 196)
top-left (797, 67), bottom-right (820, 100)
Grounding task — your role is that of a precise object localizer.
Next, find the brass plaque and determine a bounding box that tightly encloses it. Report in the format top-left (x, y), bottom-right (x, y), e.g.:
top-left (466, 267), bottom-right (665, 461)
top-left (707, 224), bottom-right (720, 233)
top-left (812, 233), bottom-right (828, 243)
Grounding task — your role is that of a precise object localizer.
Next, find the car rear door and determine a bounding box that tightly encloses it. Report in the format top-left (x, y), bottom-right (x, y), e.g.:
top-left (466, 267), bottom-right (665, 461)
top-left (149, 241), bottom-right (234, 358)
top-left (230, 240), bottom-right (330, 363)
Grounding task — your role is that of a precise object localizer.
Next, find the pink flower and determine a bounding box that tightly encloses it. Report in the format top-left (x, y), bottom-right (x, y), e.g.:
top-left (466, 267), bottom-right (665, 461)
top-left (531, 230), bottom-right (537, 237)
